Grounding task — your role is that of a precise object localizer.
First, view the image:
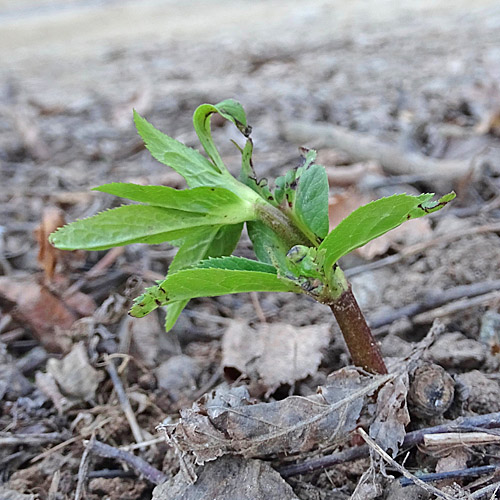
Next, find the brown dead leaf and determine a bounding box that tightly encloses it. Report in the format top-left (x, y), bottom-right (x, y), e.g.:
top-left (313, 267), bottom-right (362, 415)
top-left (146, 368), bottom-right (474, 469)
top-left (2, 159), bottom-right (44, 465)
top-left (152, 456), bottom-right (299, 500)
top-left (0, 277), bottom-right (77, 352)
top-left (46, 342), bottom-right (103, 402)
top-left (171, 369), bottom-right (390, 464)
top-left (155, 354), bottom-right (202, 403)
top-left (0, 487), bottom-right (36, 500)
top-left (0, 347), bottom-right (33, 401)
top-left (126, 312), bottom-right (161, 368)
top-left (222, 320), bottom-right (331, 390)
top-left (34, 207), bottom-right (67, 280)
top-left (328, 189), bottom-right (432, 259)
top-left (369, 372), bottom-right (410, 457)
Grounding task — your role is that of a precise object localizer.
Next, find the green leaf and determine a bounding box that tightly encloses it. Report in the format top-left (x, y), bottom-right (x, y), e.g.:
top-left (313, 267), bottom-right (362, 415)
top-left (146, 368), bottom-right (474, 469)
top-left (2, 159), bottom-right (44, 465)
top-left (294, 164), bottom-right (329, 239)
top-left (194, 256), bottom-right (277, 273)
top-left (165, 224), bottom-right (243, 330)
top-left (133, 111), bottom-right (222, 187)
top-left (193, 99), bottom-right (250, 173)
top-left (320, 192), bottom-right (455, 270)
top-left (130, 267), bottom-right (300, 318)
top-left (247, 220), bottom-right (292, 274)
top-left (94, 183), bottom-right (251, 215)
top-left (49, 204), bottom-right (253, 251)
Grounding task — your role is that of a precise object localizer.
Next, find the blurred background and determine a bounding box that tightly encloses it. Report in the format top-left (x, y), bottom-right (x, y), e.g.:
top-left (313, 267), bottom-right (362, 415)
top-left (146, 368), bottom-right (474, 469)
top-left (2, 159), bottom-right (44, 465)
top-left (1, 0), bottom-right (499, 244)
top-left (1, 2), bottom-right (500, 498)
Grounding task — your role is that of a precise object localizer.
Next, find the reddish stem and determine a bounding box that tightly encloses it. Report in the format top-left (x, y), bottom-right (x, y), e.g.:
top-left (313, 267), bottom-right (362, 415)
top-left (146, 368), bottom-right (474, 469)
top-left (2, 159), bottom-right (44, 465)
top-left (329, 285), bottom-right (387, 374)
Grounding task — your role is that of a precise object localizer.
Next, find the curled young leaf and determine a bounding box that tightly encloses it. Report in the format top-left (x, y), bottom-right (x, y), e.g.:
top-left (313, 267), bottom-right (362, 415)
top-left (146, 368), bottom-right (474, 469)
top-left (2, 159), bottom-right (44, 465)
top-left (193, 99), bottom-right (251, 173)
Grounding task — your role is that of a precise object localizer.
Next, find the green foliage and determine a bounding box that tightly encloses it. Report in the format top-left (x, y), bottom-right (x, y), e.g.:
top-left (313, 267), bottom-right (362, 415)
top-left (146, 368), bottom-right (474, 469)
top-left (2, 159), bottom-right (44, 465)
top-left (49, 199), bottom-right (254, 251)
top-left (130, 262), bottom-right (299, 319)
top-left (286, 245), bottom-right (324, 280)
top-left (193, 99), bottom-right (250, 173)
top-left (271, 149), bottom-right (329, 243)
top-left (320, 192), bottom-right (456, 271)
top-left (164, 224), bottom-right (243, 330)
top-left (50, 98), bottom-right (455, 332)
top-left (133, 111), bottom-right (222, 188)
top-left (95, 183), bottom-right (251, 214)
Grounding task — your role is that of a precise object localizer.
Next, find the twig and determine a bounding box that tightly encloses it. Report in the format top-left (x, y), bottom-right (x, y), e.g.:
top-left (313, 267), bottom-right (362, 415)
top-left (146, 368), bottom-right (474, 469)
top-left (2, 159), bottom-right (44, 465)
top-left (250, 291), bottom-right (267, 324)
top-left (400, 464), bottom-right (499, 487)
top-left (471, 482), bottom-right (500, 499)
top-left (412, 291), bottom-right (500, 326)
top-left (87, 469), bottom-right (137, 479)
top-left (48, 469), bottom-right (60, 500)
top-left (369, 279), bottom-right (500, 329)
top-left (345, 222), bottom-right (500, 279)
top-left (0, 431), bottom-right (70, 447)
top-left (106, 359), bottom-right (144, 443)
top-left (424, 432), bottom-right (500, 447)
top-left (357, 428), bottom-right (457, 500)
top-left (281, 120), bottom-right (473, 182)
top-left (74, 435), bottom-right (94, 500)
top-left (84, 438), bottom-right (167, 485)
top-left (30, 436), bottom-right (81, 463)
top-left (120, 436), bottom-right (166, 451)
top-left (279, 412), bottom-right (500, 478)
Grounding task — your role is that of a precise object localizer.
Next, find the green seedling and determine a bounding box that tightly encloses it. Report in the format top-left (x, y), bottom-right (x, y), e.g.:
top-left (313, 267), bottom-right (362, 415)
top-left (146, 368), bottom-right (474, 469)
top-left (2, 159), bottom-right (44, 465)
top-left (50, 99), bottom-right (455, 374)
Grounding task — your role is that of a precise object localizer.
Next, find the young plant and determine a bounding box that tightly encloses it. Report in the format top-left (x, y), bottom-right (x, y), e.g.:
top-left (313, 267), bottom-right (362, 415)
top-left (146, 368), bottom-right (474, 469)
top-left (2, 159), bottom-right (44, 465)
top-left (49, 100), bottom-right (455, 374)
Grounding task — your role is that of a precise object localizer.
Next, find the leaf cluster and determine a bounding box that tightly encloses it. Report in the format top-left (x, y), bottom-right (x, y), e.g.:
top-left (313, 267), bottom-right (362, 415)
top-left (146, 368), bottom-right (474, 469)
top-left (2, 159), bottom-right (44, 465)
top-left (50, 99), bottom-right (455, 330)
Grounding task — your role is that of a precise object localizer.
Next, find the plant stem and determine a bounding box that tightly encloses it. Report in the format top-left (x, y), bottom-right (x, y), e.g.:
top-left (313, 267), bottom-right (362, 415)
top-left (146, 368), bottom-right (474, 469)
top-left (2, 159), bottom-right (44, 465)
top-left (255, 201), bottom-right (312, 247)
top-left (256, 199), bottom-right (387, 375)
top-left (329, 285), bottom-right (387, 374)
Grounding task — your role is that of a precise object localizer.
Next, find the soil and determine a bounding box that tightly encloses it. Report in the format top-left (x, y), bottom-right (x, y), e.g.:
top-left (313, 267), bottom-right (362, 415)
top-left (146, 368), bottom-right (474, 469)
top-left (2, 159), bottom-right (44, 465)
top-left (1, 1), bottom-right (500, 499)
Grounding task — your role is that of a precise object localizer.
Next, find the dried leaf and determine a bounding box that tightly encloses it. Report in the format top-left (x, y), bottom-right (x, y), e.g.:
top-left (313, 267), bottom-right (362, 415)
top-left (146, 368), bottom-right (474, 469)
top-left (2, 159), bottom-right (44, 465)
top-left (0, 277), bottom-right (76, 353)
top-left (222, 320), bottom-right (331, 390)
top-left (0, 347), bottom-right (33, 401)
top-left (152, 456), bottom-right (299, 500)
top-left (34, 207), bottom-right (67, 280)
top-left (369, 372), bottom-right (410, 457)
top-left (46, 343), bottom-right (103, 402)
top-left (35, 371), bottom-right (68, 414)
top-left (0, 487), bottom-right (36, 500)
top-left (127, 312), bottom-right (162, 368)
top-left (155, 354), bottom-right (202, 403)
top-left (171, 369), bottom-right (390, 464)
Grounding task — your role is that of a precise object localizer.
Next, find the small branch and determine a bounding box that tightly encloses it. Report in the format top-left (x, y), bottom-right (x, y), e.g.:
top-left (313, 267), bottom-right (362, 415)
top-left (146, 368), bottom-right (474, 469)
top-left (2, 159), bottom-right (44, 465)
top-left (87, 469), bottom-right (137, 479)
top-left (106, 359), bottom-right (144, 443)
top-left (120, 436), bottom-right (166, 452)
top-left (279, 411), bottom-right (500, 478)
top-left (75, 435), bottom-right (93, 500)
top-left (84, 438), bottom-right (167, 485)
top-left (471, 481), bottom-right (500, 499)
top-left (400, 464), bottom-right (499, 487)
top-left (255, 201), bottom-right (311, 247)
top-left (345, 222), bottom-right (500, 280)
top-left (329, 285), bottom-right (387, 374)
top-left (369, 279), bottom-right (500, 329)
top-left (0, 431), bottom-right (70, 447)
top-left (412, 291), bottom-right (500, 326)
top-left (357, 428), bottom-right (457, 500)
top-left (281, 120), bottom-right (474, 182)
top-left (424, 432), bottom-right (500, 447)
